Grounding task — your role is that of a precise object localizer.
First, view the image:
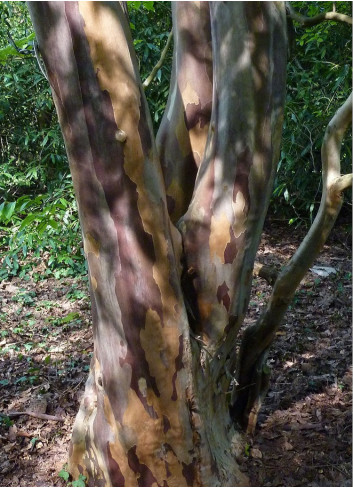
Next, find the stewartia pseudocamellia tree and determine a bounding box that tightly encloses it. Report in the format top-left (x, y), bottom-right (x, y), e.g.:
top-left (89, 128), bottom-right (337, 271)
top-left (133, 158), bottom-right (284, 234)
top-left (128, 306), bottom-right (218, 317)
top-left (27, 1), bottom-right (352, 486)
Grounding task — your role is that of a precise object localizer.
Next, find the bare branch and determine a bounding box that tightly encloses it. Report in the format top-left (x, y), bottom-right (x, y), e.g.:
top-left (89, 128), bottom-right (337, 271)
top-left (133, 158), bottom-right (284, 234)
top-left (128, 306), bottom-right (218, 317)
top-left (5, 411), bottom-right (64, 422)
top-left (261, 92), bottom-right (352, 339)
top-left (286, 2), bottom-right (353, 26)
top-left (143, 29), bottom-right (173, 89)
top-left (233, 93), bottom-right (352, 431)
top-left (331, 173), bottom-right (353, 195)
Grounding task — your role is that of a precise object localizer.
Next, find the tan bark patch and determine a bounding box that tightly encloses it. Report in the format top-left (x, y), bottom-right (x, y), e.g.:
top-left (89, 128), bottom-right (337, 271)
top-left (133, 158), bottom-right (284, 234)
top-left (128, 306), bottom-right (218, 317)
top-left (140, 309), bottom-right (179, 400)
top-left (209, 212), bottom-right (231, 261)
top-left (190, 120), bottom-right (209, 166)
top-left (198, 296), bottom-right (213, 321)
top-left (108, 438), bottom-right (136, 486)
top-left (84, 232), bottom-right (100, 258)
top-left (122, 389), bottom-right (168, 485)
top-left (90, 275), bottom-right (98, 290)
top-left (232, 190), bottom-right (247, 238)
top-left (166, 179), bottom-right (184, 221)
top-left (175, 109), bottom-right (191, 158)
top-left (181, 80), bottom-right (201, 107)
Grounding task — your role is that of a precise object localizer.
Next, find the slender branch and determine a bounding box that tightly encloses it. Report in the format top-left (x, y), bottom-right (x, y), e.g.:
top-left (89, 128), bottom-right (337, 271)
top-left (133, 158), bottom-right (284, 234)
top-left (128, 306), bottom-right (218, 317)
top-left (143, 29), bottom-right (173, 89)
top-left (286, 2), bottom-right (352, 26)
top-left (255, 93), bottom-right (352, 349)
top-left (331, 173), bottom-right (353, 195)
top-left (4, 18), bottom-right (34, 55)
top-left (233, 93), bottom-right (352, 430)
top-left (4, 411), bottom-right (64, 422)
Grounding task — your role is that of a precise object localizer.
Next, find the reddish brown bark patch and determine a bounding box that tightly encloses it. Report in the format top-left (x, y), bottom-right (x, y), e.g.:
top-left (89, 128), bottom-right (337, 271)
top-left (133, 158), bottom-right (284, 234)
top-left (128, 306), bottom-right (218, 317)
top-left (127, 445), bottom-right (158, 487)
top-left (107, 443), bottom-right (125, 486)
top-left (217, 281), bottom-right (230, 311)
top-left (171, 335), bottom-right (184, 401)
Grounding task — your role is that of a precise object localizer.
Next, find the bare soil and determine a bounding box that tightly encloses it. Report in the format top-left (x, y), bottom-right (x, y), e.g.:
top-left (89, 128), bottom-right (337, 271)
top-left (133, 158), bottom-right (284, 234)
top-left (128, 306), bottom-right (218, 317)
top-left (0, 221), bottom-right (351, 487)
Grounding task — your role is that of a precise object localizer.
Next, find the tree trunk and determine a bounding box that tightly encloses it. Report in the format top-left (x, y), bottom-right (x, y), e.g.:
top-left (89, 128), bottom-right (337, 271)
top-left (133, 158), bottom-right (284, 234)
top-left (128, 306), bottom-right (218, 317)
top-left (156, 1), bottom-right (212, 223)
top-left (27, 1), bottom-right (287, 486)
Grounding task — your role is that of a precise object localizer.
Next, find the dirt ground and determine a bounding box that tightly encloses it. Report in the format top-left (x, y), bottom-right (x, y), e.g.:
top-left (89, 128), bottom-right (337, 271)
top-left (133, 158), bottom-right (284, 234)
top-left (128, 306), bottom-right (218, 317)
top-left (0, 221), bottom-right (351, 487)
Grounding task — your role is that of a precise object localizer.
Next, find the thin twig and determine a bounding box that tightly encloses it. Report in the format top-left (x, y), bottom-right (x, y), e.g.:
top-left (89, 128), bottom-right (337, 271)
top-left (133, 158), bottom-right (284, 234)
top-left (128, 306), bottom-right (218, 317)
top-left (143, 29), bottom-right (173, 89)
top-left (4, 411), bottom-right (64, 422)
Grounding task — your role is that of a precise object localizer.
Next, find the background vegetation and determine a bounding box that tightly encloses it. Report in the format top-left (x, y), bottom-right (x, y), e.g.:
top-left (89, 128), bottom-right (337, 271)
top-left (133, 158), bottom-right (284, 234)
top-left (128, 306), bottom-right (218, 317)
top-left (0, 1), bottom-right (351, 280)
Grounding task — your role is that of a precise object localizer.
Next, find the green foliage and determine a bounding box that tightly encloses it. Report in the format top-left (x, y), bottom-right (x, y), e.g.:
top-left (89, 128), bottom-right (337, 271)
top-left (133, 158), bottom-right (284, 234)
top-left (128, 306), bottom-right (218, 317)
top-left (0, 414), bottom-right (13, 426)
top-left (58, 469), bottom-right (70, 483)
top-left (129, 1), bottom-right (155, 12)
top-left (59, 467), bottom-right (86, 487)
top-left (0, 32), bottom-right (35, 63)
top-left (0, 2), bottom-right (85, 280)
top-left (72, 475), bottom-right (87, 488)
top-left (128, 1), bottom-right (172, 129)
top-left (272, 1), bottom-right (352, 223)
top-left (0, 180), bottom-right (86, 280)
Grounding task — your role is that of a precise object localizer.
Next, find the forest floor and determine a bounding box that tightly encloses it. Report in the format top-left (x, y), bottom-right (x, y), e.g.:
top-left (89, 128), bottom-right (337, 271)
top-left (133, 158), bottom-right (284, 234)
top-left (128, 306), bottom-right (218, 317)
top-left (0, 220), bottom-right (351, 487)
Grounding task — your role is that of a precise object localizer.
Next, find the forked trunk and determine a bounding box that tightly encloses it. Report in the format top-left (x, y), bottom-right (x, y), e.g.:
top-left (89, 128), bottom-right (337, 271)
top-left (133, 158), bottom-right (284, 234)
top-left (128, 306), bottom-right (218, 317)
top-left (28, 1), bottom-right (287, 486)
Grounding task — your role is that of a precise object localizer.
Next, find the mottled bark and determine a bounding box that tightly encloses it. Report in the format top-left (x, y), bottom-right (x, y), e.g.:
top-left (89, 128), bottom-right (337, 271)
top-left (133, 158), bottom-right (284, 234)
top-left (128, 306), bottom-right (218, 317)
top-left (26, 0), bottom-right (343, 486)
top-left (27, 1), bottom-right (249, 486)
top-left (156, 1), bottom-right (213, 223)
top-left (28, 2), bottom-right (198, 486)
top-left (179, 1), bottom-right (287, 353)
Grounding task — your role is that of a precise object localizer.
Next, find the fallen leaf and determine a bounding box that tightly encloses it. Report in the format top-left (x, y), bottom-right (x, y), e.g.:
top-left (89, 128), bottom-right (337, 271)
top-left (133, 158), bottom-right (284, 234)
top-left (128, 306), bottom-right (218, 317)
top-left (8, 425), bottom-right (17, 442)
top-left (284, 440), bottom-right (294, 451)
top-left (310, 265), bottom-right (337, 277)
top-left (15, 431), bottom-right (29, 441)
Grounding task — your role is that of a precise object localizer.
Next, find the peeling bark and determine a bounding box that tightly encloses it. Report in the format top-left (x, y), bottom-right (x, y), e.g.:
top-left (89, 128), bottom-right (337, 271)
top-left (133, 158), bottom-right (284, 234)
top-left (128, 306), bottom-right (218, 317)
top-left (27, 1), bottom-right (256, 486)
top-left (156, 1), bottom-right (213, 223)
top-left (28, 2), bottom-right (199, 486)
top-left (179, 1), bottom-right (287, 355)
top-left (27, 0), bottom-right (350, 486)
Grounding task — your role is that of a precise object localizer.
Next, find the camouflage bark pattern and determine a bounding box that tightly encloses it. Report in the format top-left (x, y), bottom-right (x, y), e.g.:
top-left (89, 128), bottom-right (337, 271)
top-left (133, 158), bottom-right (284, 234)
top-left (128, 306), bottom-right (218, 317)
top-left (156, 2), bottom-right (212, 223)
top-left (28, 1), bottom-right (287, 486)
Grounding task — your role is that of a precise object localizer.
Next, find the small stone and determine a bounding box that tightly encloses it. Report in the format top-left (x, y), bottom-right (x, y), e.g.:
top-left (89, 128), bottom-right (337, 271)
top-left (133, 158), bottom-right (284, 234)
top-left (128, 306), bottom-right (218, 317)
top-left (250, 447), bottom-right (263, 459)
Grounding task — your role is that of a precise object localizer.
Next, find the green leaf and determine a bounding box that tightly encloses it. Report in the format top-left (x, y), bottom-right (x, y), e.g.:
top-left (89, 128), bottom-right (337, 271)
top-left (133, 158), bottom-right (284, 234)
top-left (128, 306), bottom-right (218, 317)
top-left (58, 469), bottom-right (70, 482)
top-left (1, 202), bottom-right (16, 221)
top-left (72, 474), bottom-right (86, 487)
top-left (143, 1), bottom-right (154, 11)
top-left (129, 1), bottom-right (141, 10)
top-left (61, 312), bottom-right (80, 324)
top-left (18, 213), bottom-right (38, 231)
top-left (0, 32), bottom-right (35, 63)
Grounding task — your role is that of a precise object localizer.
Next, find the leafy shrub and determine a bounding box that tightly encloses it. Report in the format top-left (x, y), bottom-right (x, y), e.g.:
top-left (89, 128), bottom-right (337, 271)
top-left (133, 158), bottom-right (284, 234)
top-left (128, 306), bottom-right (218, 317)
top-left (271, 1), bottom-right (352, 224)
